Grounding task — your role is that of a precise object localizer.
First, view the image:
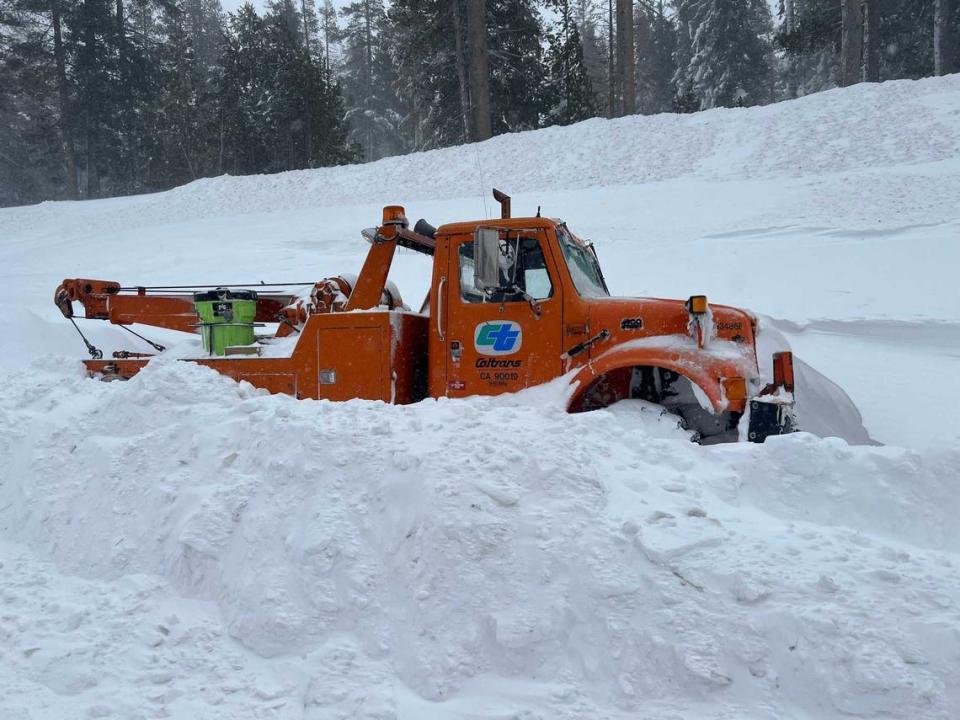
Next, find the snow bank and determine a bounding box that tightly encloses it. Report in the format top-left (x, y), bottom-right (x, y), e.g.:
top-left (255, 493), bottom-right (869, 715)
top-left (2, 358), bottom-right (959, 719)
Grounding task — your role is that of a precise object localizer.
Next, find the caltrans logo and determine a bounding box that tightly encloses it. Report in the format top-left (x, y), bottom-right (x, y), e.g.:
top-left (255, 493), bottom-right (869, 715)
top-left (475, 321), bottom-right (522, 356)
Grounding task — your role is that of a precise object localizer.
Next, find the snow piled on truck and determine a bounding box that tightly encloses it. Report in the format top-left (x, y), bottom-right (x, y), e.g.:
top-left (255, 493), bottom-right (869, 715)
top-left (2, 75), bottom-right (960, 719)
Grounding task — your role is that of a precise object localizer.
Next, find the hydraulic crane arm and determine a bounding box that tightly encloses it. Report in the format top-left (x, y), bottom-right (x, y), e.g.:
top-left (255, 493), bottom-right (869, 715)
top-left (54, 278), bottom-right (299, 334)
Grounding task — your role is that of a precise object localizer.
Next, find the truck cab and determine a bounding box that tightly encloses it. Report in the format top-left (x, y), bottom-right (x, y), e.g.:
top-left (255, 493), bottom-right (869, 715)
top-left (419, 210), bottom-right (782, 442)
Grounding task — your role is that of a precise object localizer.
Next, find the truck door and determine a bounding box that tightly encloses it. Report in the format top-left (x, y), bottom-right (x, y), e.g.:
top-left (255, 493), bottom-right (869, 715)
top-left (442, 229), bottom-right (563, 397)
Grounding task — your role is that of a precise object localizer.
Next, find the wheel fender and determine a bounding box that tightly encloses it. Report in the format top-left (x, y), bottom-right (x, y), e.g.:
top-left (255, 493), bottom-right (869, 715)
top-left (566, 343), bottom-right (740, 414)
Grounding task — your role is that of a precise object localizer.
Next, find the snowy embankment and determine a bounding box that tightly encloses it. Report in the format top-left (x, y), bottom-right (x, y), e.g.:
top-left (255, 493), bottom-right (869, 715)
top-left (2, 76), bottom-right (960, 719)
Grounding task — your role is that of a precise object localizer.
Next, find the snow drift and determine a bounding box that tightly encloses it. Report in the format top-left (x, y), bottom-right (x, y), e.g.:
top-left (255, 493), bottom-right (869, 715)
top-left (3, 359), bottom-right (959, 719)
top-left (2, 75), bottom-right (960, 719)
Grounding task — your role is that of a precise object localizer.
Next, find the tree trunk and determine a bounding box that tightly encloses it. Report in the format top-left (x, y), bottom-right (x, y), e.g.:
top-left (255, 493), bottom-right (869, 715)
top-left (935, 0), bottom-right (955, 76)
top-left (607, 0), bottom-right (615, 117)
top-left (452, 0), bottom-right (474, 141)
top-left (616, 0), bottom-right (635, 115)
top-left (116, 0), bottom-right (139, 190)
top-left (862, 0), bottom-right (879, 82)
top-left (301, 0), bottom-right (312, 56)
top-left (411, 89), bottom-right (421, 150)
top-left (300, 0), bottom-right (313, 166)
top-left (218, 112), bottom-right (225, 175)
top-left (785, 0), bottom-right (798, 98)
top-left (304, 94), bottom-right (313, 168)
top-left (363, 0), bottom-right (374, 158)
top-left (180, 138), bottom-right (197, 180)
top-left (322, 1), bottom-right (332, 72)
top-left (82, 0), bottom-right (101, 198)
top-left (51, 2), bottom-right (79, 200)
top-left (116, 0), bottom-right (124, 55)
top-left (840, 0), bottom-right (863, 87)
top-left (465, 0), bottom-right (492, 141)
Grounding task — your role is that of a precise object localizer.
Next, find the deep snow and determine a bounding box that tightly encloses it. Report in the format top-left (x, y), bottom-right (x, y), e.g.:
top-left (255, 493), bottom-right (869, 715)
top-left (2, 75), bottom-right (959, 719)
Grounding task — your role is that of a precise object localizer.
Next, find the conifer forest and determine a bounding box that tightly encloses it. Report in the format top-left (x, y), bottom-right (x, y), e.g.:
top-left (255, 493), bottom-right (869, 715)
top-left (1, 0), bottom-right (956, 207)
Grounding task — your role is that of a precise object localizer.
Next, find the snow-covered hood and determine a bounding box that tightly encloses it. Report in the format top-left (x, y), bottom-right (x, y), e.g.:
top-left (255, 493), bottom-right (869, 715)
top-left (585, 296), bottom-right (759, 369)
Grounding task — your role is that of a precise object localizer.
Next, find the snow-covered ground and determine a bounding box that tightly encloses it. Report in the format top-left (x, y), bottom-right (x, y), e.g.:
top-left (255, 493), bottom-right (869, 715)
top-left (1, 75), bottom-right (959, 719)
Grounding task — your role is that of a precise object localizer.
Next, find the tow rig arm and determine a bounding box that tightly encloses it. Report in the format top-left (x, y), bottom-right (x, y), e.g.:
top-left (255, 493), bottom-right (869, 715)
top-left (54, 278), bottom-right (299, 334)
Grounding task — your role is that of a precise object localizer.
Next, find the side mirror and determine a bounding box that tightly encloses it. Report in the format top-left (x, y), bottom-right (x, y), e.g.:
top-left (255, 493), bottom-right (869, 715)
top-left (473, 228), bottom-right (501, 292)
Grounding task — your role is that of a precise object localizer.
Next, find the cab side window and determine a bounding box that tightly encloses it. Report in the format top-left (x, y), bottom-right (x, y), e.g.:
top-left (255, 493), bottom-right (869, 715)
top-left (458, 236), bottom-right (554, 303)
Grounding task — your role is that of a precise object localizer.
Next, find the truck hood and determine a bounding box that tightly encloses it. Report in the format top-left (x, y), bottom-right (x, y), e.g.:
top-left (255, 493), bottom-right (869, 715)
top-left (586, 296), bottom-right (760, 374)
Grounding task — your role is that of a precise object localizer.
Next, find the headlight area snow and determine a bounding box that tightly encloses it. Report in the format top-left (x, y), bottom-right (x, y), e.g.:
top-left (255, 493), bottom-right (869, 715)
top-left (1, 360), bottom-right (959, 720)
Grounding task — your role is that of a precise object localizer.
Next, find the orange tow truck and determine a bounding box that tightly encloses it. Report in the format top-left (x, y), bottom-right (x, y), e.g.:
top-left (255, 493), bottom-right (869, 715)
top-left (54, 190), bottom-right (795, 443)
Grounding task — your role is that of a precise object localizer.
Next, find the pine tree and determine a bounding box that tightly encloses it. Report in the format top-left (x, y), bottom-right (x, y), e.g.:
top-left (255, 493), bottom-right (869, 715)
top-left (934, 0), bottom-right (955, 75)
top-left (0, 1), bottom-right (68, 204)
top-left (672, 0), bottom-right (697, 108)
top-left (220, 3), bottom-right (272, 174)
top-left (544, 0), bottom-right (596, 126)
top-left (488, 0), bottom-right (547, 133)
top-left (219, 1), bottom-right (354, 171)
top-left (573, 0), bottom-right (608, 114)
top-left (318, 0), bottom-right (340, 71)
top-left (340, 0), bottom-right (404, 159)
top-left (774, 0), bottom-right (839, 96)
top-left (153, 0), bottom-right (215, 185)
top-left (635, 0), bottom-right (678, 114)
top-left (676, 0), bottom-right (775, 109)
top-left (388, 0), bottom-right (464, 149)
top-left (121, 0), bottom-right (162, 191)
top-left (615, 0), bottom-right (635, 114)
top-left (840, 0), bottom-right (862, 86)
top-left (67, 0), bottom-right (121, 197)
top-left (311, 66), bottom-right (355, 165)
top-left (265, 0), bottom-right (311, 169)
top-left (297, 0), bottom-right (320, 58)
top-left (880, 0), bottom-right (937, 79)
top-left (465, 0), bottom-right (492, 139)
top-left (389, 0), bottom-right (546, 150)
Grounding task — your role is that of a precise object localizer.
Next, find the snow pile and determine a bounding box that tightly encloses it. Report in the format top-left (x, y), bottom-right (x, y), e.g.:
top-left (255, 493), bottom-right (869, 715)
top-left (2, 75), bottom-right (960, 719)
top-left (2, 359), bottom-right (959, 719)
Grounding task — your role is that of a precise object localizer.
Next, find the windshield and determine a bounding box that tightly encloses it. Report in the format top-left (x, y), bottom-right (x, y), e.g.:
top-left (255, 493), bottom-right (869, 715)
top-left (556, 224), bottom-right (609, 298)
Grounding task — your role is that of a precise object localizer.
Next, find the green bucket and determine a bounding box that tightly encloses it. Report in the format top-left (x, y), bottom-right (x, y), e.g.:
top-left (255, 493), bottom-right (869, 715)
top-left (193, 288), bottom-right (258, 355)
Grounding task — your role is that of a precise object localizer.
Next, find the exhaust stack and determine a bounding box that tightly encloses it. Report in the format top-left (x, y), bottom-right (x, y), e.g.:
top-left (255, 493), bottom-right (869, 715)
top-left (492, 188), bottom-right (511, 219)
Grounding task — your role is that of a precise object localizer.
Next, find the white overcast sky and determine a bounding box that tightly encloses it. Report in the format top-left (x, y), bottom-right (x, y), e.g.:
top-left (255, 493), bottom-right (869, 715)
top-left (220, 0), bottom-right (349, 12)
top-left (219, 0), bottom-right (258, 11)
